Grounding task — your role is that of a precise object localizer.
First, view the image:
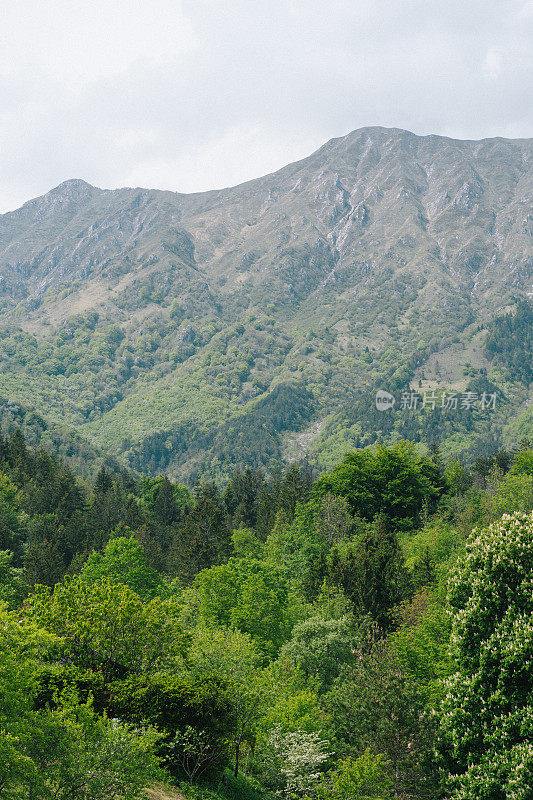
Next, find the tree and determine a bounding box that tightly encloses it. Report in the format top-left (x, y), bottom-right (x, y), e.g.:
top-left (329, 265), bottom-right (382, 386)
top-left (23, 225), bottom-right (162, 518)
top-left (0, 606), bottom-right (158, 800)
top-left (482, 468), bottom-right (533, 521)
top-left (231, 568), bottom-right (291, 658)
top-left (152, 476), bottom-right (179, 525)
top-left (0, 473), bottom-right (26, 563)
top-left (189, 558), bottom-right (291, 658)
top-left (280, 614), bottom-right (357, 690)
top-left (111, 672), bottom-right (236, 780)
top-left (232, 527), bottom-right (264, 559)
top-left (344, 514), bottom-right (409, 629)
top-left (0, 550), bottom-right (26, 608)
top-left (27, 693), bottom-right (162, 800)
top-left (0, 605), bottom-right (51, 798)
top-left (186, 624), bottom-right (264, 777)
top-left (93, 465), bottom-right (113, 495)
top-left (263, 725), bottom-right (330, 798)
top-left (438, 511), bottom-right (533, 799)
top-left (80, 535), bottom-right (166, 600)
top-left (28, 576), bottom-right (188, 682)
top-left (326, 632), bottom-right (437, 799)
top-left (510, 447), bottom-right (533, 477)
top-left (167, 483), bottom-right (231, 582)
top-left (317, 750), bottom-right (392, 800)
top-left (313, 442), bottom-right (443, 529)
top-left (314, 492), bottom-right (355, 548)
top-left (25, 538), bottom-right (66, 587)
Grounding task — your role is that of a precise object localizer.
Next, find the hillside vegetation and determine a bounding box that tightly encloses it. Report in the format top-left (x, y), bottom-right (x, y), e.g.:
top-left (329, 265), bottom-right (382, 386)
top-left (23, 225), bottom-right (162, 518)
top-left (0, 127), bottom-right (531, 479)
top-left (0, 429), bottom-right (532, 798)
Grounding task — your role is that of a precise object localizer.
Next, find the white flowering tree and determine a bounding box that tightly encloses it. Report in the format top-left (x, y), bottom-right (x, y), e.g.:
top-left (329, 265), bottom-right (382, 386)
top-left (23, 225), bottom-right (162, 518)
top-left (263, 726), bottom-right (331, 798)
top-left (438, 511), bottom-right (533, 799)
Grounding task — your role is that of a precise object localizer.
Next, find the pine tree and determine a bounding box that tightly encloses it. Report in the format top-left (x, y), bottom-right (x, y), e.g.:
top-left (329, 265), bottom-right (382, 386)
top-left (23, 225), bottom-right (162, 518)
top-left (357, 514), bottom-right (409, 629)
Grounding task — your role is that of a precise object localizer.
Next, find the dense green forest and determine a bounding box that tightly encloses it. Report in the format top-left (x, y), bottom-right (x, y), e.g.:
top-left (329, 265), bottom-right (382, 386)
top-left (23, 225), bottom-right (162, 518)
top-left (0, 279), bottom-right (531, 482)
top-left (1, 429), bottom-right (532, 799)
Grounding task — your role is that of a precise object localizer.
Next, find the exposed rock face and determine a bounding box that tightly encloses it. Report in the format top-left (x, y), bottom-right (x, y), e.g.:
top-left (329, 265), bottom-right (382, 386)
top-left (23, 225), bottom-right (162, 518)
top-left (0, 127), bottom-right (531, 477)
top-left (0, 127), bottom-right (530, 316)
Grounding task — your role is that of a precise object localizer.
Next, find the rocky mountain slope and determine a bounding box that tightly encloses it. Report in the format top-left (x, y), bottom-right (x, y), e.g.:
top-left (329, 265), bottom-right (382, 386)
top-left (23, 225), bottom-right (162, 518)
top-left (0, 127), bottom-right (531, 478)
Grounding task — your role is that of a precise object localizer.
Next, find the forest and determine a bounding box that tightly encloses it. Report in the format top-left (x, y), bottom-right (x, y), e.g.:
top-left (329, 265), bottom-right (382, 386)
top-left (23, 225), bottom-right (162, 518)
top-left (0, 429), bottom-right (532, 799)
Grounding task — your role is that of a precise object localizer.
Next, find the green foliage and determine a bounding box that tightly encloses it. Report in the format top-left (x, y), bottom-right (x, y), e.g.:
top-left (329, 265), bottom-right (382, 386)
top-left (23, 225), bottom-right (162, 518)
top-left (27, 693), bottom-right (162, 800)
top-left (111, 672), bottom-right (236, 780)
top-left (141, 475), bottom-right (192, 521)
top-left (444, 459), bottom-right (472, 495)
top-left (0, 605), bottom-right (53, 796)
top-left (0, 471), bottom-right (26, 562)
top-left (485, 299), bottom-right (533, 385)
top-left (401, 519), bottom-right (463, 581)
top-left (28, 576), bottom-right (188, 681)
top-left (0, 604), bottom-right (161, 800)
top-left (325, 632), bottom-right (438, 799)
top-left (438, 511), bottom-right (533, 799)
top-left (313, 442), bottom-right (443, 529)
top-left (231, 527), bottom-right (264, 559)
top-left (323, 514), bottom-right (410, 629)
top-left (80, 536), bottom-right (166, 600)
top-left (187, 558), bottom-right (291, 658)
top-left (280, 613), bottom-right (357, 690)
top-left (317, 750), bottom-right (392, 800)
top-left (510, 447), bottom-right (533, 476)
top-left (185, 625), bottom-right (264, 777)
top-left (482, 468), bottom-right (533, 520)
top-left (391, 592), bottom-right (453, 702)
top-left (0, 549), bottom-right (27, 607)
top-left (1, 426), bottom-right (532, 798)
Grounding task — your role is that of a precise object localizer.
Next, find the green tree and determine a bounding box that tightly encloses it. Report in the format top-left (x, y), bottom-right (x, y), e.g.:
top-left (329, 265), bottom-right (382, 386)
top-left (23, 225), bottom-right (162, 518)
top-left (313, 442), bottom-right (443, 529)
top-left (317, 750), bottom-right (392, 800)
top-left (232, 527), bottom-right (264, 559)
top-left (326, 632), bottom-right (437, 799)
top-left (0, 605), bottom-right (52, 798)
top-left (482, 468), bottom-right (533, 520)
top-left (186, 624), bottom-right (264, 777)
top-left (314, 492), bottom-right (356, 547)
top-left (0, 550), bottom-right (27, 608)
top-left (0, 472), bottom-right (26, 563)
top-left (348, 514), bottom-right (409, 629)
top-left (80, 535), bottom-right (166, 600)
top-left (189, 559), bottom-right (291, 658)
top-left (510, 447), bottom-right (533, 477)
top-left (111, 672), bottom-right (236, 780)
top-left (28, 576), bottom-right (188, 681)
top-left (27, 693), bottom-right (162, 800)
top-left (280, 613), bottom-right (357, 690)
top-left (438, 511), bottom-right (533, 799)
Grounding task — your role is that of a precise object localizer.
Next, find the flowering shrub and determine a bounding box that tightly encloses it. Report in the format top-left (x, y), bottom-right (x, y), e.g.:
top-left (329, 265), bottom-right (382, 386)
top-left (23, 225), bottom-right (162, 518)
top-left (263, 725), bottom-right (331, 798)
top-left (438, 511), bottom-right (533, 799)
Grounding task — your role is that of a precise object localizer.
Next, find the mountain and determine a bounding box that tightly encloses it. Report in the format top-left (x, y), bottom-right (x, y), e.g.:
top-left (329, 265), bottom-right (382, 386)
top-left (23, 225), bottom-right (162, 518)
top-left (0, 127), bottom-right (531, 479)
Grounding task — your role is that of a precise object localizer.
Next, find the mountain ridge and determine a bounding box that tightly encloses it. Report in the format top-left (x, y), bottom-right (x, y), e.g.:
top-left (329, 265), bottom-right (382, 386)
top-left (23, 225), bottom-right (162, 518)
top-left (13, 124), bottom-right (532, 204)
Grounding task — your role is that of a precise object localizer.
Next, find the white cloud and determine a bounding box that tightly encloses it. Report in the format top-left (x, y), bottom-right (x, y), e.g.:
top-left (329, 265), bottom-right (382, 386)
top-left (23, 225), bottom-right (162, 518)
top-left (516, 0), bottom-right (533, 18)
top-left (483, 48), bottom-right (503, 79)
top-left (0, 1), bottom-right (196, 90)
top-left (0, 0), bottom-right (531, 212)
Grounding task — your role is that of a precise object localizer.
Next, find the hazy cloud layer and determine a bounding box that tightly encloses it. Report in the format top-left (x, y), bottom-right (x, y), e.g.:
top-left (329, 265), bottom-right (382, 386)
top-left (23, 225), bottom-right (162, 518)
top-left (1, 0), bottom-right (532, 211)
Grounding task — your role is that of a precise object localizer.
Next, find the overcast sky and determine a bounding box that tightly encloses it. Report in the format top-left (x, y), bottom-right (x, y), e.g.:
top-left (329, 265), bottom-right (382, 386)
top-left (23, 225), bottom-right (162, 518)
top-left (0, 0), bottom-right (532, 212)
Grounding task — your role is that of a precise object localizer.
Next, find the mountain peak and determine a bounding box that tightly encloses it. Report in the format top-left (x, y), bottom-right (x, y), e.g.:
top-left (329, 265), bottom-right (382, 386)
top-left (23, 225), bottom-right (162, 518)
top-left (48, 178), bottom-right (96, 197)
